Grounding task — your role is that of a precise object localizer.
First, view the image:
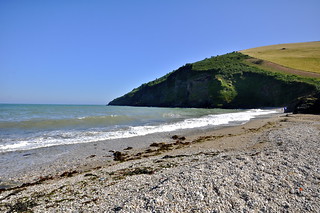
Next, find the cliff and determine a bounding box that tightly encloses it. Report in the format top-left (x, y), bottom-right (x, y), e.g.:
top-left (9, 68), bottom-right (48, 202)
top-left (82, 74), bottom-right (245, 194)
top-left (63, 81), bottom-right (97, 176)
top-left (108, 52), bottom-right (319, 111)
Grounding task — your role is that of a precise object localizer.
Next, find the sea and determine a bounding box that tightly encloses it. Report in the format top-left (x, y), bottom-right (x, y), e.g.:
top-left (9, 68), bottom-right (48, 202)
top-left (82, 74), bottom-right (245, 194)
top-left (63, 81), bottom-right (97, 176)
top-left (0, 104), bottom-right (282, 153)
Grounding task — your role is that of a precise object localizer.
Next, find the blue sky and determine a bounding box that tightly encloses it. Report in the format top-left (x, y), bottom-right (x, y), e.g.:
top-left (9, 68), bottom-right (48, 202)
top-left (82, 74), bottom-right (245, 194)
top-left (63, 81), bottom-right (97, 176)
top-left (0, 0), bottom-right (319, 105)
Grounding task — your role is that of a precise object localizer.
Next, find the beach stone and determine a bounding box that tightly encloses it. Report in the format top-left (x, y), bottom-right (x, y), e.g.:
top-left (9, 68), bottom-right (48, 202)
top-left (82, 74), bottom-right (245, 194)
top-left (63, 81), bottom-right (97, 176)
top-left (171, 135), bottom-right (179, 140)
top-left (113, 151), bottom-right (126, 161)
top-left (178, 136), bottom-right (186, 141)
top-left (166, 193), bottom-right (174, 200)
top-left (112, 206), bottom-right (122, 212)
top-left (124, 146), bottom-right (133, 150)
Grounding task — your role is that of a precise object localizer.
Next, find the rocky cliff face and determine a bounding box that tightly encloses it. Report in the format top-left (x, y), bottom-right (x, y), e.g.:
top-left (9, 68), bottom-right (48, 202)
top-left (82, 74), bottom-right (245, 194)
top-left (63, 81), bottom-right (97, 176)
top-left (109, 52), bottom-right (319, 110)
top-left (289, 92), bottom-right (320, 114)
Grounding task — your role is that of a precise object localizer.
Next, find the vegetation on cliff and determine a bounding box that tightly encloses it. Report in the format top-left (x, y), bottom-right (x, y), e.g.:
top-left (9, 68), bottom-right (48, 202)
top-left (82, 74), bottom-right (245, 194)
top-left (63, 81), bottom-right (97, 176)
top-left (109, 43), bottom-right (320, 111)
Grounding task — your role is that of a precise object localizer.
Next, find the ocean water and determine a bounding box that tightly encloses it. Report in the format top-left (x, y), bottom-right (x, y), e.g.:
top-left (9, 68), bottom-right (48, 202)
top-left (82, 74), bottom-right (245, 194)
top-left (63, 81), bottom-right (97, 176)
top-left (0, 104), bottom-right (281, 153)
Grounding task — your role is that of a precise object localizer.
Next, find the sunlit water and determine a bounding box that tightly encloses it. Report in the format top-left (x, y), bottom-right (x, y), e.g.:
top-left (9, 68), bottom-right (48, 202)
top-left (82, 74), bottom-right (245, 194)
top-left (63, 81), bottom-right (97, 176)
top-left (0, 104), bottom-right (281, 153)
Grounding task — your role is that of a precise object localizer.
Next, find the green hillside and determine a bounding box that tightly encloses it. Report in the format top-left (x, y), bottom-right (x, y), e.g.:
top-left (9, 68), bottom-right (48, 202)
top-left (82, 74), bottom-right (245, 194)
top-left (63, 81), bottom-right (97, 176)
top-left (109, 50), bottom-right (319, 111)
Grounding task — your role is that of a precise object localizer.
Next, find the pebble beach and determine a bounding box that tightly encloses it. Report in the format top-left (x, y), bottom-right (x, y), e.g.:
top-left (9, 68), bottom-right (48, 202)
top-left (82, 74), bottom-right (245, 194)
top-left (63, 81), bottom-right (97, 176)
top-left (0, 114), bottom-right (319, 212)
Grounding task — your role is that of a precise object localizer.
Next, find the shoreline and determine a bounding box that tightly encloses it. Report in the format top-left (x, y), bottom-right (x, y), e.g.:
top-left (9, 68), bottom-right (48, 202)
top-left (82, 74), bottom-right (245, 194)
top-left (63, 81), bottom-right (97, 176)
top-left (0, 111), bottom-right (282, 183)
top-left (1, 113), bottom-right (319, 212)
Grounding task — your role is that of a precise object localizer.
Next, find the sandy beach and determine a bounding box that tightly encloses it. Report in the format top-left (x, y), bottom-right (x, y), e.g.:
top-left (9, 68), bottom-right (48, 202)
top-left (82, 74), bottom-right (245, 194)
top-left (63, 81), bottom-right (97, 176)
top-left (0, 113), bottom-right (319, 212)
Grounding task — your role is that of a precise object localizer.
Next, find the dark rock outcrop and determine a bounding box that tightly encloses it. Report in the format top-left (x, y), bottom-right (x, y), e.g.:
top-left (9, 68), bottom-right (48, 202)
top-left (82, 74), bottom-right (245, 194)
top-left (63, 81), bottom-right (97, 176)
top-left (291, 93), bottom-right (320, 114)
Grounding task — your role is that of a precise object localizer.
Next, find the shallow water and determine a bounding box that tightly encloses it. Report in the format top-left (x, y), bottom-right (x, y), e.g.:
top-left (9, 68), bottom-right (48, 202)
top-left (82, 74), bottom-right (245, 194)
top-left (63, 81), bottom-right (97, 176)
top-left (0, 104), bottom-right (281, 153)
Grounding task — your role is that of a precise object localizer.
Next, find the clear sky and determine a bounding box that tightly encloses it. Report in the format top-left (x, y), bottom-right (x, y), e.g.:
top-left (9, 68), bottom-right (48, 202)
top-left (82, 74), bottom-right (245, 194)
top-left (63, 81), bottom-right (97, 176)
top-left (1, 0), bottom-right (319, 105)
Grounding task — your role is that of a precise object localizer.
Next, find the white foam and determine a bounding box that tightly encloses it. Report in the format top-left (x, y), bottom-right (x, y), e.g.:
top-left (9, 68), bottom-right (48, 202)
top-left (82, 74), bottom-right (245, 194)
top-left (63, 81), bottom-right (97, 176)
top-left (0, 109), bottom-right (280, 152)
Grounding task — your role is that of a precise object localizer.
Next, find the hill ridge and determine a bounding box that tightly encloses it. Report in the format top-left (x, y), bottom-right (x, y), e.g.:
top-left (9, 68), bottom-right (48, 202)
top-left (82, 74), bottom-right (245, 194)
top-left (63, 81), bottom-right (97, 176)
top-left (109, 42), bottom-right (320, 113)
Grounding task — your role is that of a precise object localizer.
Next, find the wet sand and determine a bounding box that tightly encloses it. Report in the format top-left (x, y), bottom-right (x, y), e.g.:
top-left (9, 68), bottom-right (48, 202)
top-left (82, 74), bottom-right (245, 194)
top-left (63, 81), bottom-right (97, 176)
top-left (0, 114), bottom-right (277, 183)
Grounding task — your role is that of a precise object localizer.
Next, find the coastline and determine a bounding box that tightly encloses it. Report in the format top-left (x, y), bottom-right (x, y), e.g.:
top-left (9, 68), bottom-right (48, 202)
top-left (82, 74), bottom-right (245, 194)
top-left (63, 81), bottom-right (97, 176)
top-left (1, 113), bottom-right (319, 212)
top-left (0, 110), bottom-right (281, 182)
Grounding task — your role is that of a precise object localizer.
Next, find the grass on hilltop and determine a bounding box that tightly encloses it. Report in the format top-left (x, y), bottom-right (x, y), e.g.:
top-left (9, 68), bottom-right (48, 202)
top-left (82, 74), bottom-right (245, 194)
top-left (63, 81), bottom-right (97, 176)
top-left (122, 52), bottom-right (320, 103)
top-left (240, 41), bottom-right (320, 74)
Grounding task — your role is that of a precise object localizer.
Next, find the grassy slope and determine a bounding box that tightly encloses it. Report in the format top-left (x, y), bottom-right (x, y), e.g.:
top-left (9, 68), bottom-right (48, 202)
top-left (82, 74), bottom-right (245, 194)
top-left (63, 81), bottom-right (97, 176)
top-left (109, 52), bottom-right (320, 108)
top-left (240, 41), bottom-right (320, 74)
